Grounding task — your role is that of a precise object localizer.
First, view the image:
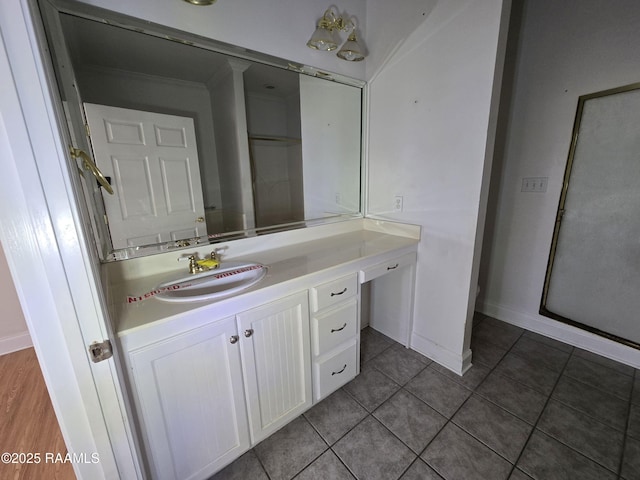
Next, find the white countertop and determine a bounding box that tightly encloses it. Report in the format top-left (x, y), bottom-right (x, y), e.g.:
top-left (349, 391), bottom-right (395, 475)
top-left (107, 219), bottom-right (420, 337)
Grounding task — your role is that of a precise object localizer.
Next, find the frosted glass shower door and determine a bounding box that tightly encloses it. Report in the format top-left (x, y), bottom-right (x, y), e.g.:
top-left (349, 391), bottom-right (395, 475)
top-left (541, 84), bottom-right (640, 347)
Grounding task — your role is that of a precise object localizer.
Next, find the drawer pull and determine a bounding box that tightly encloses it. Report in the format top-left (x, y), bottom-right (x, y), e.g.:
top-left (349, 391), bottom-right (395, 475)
top-left (229, 335), bottom-right (239, 344)
top-left (331, 323), bottom-right (347, 333)
top-left (387, 263), bottom-right (399, 270)
top-left (331, 364), bottom-right (347, 376)
top-left (244, 329), bottom-right (254, 338)
top-left (330, 287), bottom-right (348, 297)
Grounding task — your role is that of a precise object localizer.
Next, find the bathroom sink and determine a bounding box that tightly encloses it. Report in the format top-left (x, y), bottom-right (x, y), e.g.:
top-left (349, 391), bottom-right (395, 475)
top-left (154, 262), bottom-right (267, 303)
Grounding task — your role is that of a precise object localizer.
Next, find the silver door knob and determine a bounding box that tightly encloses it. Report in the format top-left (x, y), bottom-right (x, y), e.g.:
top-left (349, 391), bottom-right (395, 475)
top-left (229, 335), bottom-right (239, 344)
top-left (244, 329), bottom-right (254, 338)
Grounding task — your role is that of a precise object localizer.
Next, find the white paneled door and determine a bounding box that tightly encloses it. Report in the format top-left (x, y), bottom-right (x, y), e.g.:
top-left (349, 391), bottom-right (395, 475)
top-left (84, 104), bottom-right (207, 249)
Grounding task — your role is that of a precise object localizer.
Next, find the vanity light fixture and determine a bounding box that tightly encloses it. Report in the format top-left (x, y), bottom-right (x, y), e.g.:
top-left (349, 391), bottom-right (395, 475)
top-left (307, 7), bottom-right (365, 62)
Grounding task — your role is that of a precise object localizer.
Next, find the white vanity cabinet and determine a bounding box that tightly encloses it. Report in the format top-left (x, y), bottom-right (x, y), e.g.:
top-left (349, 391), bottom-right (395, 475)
top-left (125, 291), bottom-right (311, 480)
top-left (114, 220), bottom-right (421, 479)
top-left (236, 291), bottom-right (312, 444)
top-left (309, 274), bottom-right (360, 401)
top-left (127, 315), bottom-right (249, 480)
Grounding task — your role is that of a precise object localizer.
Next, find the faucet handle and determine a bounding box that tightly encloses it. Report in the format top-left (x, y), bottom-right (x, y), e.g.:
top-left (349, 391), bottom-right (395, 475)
top-left (210, 247), bottom-right (226, 261)
top-left (178, 253), bottom-right (197, 270)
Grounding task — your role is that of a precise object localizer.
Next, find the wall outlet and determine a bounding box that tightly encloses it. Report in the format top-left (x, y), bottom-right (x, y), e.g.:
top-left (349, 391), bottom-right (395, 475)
top-left (521, 177), bottom-right (548, 193)
top-left (394, 195), bottom-right (403, 212)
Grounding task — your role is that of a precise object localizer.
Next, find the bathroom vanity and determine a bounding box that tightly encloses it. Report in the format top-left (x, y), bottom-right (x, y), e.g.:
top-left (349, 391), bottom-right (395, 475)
top-left (107, 219), bottom-right (419, 480)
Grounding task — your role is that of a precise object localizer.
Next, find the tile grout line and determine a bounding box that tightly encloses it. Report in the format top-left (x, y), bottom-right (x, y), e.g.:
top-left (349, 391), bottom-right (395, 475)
top-left (616, 368), bottom-right (636, 478)
top-left (505, 337), bottom-right (574, 479)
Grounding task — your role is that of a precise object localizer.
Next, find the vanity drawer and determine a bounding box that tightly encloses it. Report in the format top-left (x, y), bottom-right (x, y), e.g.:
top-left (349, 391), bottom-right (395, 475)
top-left (311, 274), bottom-right (357, 312)
top-left (313, 341), bottom-right (358, 402)
top-left (311, 298), bottom-right (358, 356)
top-left (359, 252), bottom-right (417, 283)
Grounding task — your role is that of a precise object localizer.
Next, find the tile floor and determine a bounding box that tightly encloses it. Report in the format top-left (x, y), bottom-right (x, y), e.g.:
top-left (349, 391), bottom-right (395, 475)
top-left (212, 313), bottom-right (640, 480)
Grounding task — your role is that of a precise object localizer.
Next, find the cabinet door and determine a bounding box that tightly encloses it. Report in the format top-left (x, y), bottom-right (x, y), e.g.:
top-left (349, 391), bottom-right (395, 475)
top-left (237, 291), bottom-right (312, 443)
top-left (129, 317), bottom-right (249, 480)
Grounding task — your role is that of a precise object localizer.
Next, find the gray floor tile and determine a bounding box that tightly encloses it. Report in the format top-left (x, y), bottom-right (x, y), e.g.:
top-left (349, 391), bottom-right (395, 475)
top-left (494, 352), bottom-right (561, 395)
top-left (253, 416), bottom-right (327, 480)
top-left (294, 450), bottom-right (354, 480)
top-left (537, 400), bottom-right (624, 472)
top-left (422, 423), bottom-right (512, 480)
top-left (369, 344), bottom-right (429, 385)
top-left (429, 361), bottom-right (491, 390)
top-left (334, 416), bottom-right (415, 480)
top-left (621, 435), bottom-right (640, 480)
top-left (471, 337), bottom-right (508, 368)
top-left (573, 348), bottom-right (636, 377)
top-left (510, 336), bottom-right (570, 373)
top-left (475, 371), bottom-right (547, 424)
top-left (522, 330), bottom-right (574, 353)
top-left (452, 395), bottom-right (532, 462)
top-left (343, 364), bottom-right (401, 412)
top-left (552, 375), bottom-right (629, 431)
top-left (633, 375), bottom-right (640, 405)
top-left (509, 469), bottom-right (534, 480)
top-left (472, 319), bottom-right (523, 351)
top-left (211, 450), bottom-right (268, 480)
top-left (360, 327), bottom-right (395, 363)
top-left (628, 404), bottom-right (640, 440)
top-left (564, 355), bottom-right (634, 400)
top-left (373, 389), bottom-right (447, 454)
top-left (473, 311), bottom-right (487, 326)
top-left (405, 367), bottom-right (472, 418)
top-left (304, 389), bottom-right (367, 445)
top-left (400, 459), bottom-right (443, 480)
top-left (517, 431), bottom-right (616, 480)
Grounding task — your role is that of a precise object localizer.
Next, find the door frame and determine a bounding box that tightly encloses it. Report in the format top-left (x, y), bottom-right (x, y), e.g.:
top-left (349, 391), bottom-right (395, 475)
top-left (0, 1), bottom-right (142, 478)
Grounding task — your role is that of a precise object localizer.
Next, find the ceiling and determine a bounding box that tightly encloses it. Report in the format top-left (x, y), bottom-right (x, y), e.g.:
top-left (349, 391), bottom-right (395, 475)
top-left (60, 13), bottom-right (300, 97)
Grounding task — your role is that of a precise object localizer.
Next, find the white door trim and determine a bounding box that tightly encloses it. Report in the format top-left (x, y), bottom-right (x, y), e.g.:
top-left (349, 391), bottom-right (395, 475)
top-left (0, 1), bottom-right (141, 478)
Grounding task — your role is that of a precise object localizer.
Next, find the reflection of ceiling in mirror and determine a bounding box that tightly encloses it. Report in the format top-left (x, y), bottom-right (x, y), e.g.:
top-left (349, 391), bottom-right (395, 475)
top-left (61, 14), bottom-right (299, 97)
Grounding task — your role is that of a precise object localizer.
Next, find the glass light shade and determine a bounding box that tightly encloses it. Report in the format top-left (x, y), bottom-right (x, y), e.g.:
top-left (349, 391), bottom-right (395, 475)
top-left (307, 25), bottom-right (338, 51)
top-left (337, 34), bottom-right (365, 61)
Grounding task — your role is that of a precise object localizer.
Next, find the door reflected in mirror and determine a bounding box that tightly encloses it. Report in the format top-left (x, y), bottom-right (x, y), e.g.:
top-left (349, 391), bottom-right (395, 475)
top-left (40, 5), bottom-right (363, 261)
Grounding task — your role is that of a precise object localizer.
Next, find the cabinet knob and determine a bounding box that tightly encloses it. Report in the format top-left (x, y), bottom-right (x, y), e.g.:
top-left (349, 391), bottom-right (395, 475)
top-left (244, 329), bottom-right (254, 338)
top-left (196, 216), bottom-right (205, 223)
top-left (229, 335), bottom-right (239, 344)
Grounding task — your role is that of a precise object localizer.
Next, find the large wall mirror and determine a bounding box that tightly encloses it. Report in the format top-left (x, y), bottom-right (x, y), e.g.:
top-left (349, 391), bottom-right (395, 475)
top-left (37, 0), bottom-right (363, 261)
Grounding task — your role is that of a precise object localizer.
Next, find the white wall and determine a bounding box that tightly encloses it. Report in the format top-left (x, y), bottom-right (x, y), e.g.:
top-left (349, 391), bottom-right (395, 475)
top-left (479, 0), bottom-right (640, 367)
top-left (76, 0), bottom-right (366, 81)
top-left (0, 242), bottom-right (31, 354)
top-left (367, 0), bottom-right (510, 373)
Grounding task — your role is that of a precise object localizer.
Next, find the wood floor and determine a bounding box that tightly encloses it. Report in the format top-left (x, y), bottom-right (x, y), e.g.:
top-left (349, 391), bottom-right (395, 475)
top-left (0, 347), bottom-right (75, 479)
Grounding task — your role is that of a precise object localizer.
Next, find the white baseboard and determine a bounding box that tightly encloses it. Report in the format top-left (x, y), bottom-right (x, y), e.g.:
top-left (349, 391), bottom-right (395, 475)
top-left (411, 331), bottom-right (472, 375)
top-left (479, 300), bottom-right (640, 369)
top-left (0, 331), bottom-right (32, 356)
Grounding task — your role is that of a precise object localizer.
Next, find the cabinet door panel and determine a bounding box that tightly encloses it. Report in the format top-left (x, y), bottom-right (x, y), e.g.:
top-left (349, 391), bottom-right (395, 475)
top-left (238, 291), bottom-right (312, 443)
top-left (129, 317), bottom-right (249, 480)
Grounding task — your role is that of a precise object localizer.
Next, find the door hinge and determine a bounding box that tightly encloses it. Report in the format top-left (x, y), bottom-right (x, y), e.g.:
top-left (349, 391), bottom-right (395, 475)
top-left (85, 123), bottom-right (91, 137)
top-left (89, 340), bottom-right (113, 363)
